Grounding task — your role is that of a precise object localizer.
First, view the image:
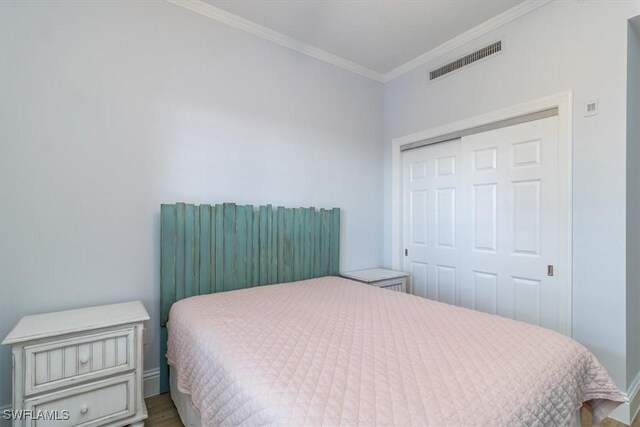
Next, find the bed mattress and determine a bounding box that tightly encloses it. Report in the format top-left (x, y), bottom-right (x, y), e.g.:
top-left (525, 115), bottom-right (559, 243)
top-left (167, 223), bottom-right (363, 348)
top-left (167, 276), bottom-right (624, 426)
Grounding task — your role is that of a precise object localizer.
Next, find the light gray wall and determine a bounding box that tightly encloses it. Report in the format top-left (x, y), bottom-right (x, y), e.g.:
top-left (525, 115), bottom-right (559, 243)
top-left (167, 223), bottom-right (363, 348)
top-left (382, 0), bottom-right (640, 390)
top-left (627, 16), bottom-right (640, 388)
top-left (0, 1), bottom-right (383, 406)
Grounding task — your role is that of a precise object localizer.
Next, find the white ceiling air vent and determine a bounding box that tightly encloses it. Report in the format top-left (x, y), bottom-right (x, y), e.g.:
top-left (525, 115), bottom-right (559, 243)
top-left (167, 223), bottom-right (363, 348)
top-left (429, 40), bottom-right (502, 81)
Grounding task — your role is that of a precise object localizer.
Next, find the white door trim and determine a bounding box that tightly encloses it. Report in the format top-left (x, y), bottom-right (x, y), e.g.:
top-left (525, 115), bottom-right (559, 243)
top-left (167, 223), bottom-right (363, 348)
top-left (390, 91), bottom-right (573, 335)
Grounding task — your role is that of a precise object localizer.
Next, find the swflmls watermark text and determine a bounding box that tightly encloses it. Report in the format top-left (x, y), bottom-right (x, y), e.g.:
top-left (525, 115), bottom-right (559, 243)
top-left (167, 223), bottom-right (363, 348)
top-left (2, 410), bottom-right (70, 421)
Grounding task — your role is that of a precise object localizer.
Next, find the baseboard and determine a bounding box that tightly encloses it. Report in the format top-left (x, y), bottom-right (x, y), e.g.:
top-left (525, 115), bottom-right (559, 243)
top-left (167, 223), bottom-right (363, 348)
top-left (609, 371), bottom-right (640, 425)
top-left (143, 367), bottom-right (161, 398)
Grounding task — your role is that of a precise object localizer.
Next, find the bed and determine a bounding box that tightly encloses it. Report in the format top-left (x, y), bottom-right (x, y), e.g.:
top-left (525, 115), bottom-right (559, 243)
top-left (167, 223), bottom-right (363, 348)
top-left (160, 203), bottom-right (624, 426)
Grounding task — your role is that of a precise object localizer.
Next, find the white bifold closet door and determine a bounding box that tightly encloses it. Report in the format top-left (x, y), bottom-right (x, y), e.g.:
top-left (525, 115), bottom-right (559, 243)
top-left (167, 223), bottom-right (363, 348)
top-left (403, 116), bottom-right (568, 334)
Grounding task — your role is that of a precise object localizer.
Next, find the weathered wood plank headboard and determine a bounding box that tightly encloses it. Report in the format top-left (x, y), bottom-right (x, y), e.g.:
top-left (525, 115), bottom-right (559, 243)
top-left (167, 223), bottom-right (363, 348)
top-left (159, 202), bottom-right (340, 392)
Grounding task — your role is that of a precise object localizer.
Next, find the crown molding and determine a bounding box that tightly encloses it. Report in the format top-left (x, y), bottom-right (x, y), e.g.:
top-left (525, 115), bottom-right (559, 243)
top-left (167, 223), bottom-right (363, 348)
top-left (383, 0), bottom-right (552, 82)
top-left (166, 0), bottom-right (552, 84)
top-left (165, 0), bottom-right (386, 82)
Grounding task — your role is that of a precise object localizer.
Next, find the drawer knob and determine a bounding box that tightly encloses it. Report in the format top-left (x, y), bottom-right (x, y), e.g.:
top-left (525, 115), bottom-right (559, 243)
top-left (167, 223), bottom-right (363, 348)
top-left (80, 405), bottom-right (89, 415)
top-left (79, 356), bottom-right (89, 365)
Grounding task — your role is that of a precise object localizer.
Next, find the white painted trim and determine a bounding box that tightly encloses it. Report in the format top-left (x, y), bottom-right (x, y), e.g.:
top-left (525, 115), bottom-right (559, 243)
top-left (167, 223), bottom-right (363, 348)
top-left (143, 367), bottom-right (161, 398)
top-left (164, 0), bottom-right (385, 82)
top-left (631, 371), bottom-right (640, 423)
top-left (165, 0), bottom-right (551, 83)
top-left (609, 371), bottom-right (640, 425)
top-left (383, 0), bottom-right (551, 81)
top-left (390, 91), bottom-right (573, 336)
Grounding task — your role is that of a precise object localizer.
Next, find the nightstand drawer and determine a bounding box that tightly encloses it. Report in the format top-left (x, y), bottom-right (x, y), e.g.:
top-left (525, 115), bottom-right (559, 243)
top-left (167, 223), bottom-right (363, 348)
top-left (375, 279), bottom-right (406, 292)
top-left (24, 373), bottom-right (135, 427)
top-left (24, 328), bottom-right (135, 396)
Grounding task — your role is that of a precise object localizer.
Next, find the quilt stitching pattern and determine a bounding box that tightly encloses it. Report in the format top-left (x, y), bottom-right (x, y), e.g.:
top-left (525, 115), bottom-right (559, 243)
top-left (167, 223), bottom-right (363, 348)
top-left (167, 277), bottom-right (624, 426)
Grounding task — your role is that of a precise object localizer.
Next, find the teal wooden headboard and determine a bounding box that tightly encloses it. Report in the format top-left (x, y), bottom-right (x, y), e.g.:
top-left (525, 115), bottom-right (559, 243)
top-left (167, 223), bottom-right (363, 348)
top-left (159, 202), bottom-right (340, 392)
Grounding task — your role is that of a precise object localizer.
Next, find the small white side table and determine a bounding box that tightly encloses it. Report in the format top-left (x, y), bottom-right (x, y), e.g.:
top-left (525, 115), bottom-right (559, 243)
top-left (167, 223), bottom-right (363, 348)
top-left (2, 301), bottom-right (150, 427)
top-left (341, 268), bottom-right (409, 293)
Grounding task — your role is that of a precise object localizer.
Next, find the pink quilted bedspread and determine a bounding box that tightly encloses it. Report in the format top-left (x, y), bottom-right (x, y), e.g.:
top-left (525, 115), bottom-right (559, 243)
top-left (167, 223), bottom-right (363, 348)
top-left (167, 276), bottom-right (624, 426)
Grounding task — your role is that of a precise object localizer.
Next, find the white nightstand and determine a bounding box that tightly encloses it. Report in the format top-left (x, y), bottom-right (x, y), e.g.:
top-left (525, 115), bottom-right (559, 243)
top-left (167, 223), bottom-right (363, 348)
top-left (2, 301), bottom-right (150, 427)
top-left (341, 268), bottom-right (409, 293)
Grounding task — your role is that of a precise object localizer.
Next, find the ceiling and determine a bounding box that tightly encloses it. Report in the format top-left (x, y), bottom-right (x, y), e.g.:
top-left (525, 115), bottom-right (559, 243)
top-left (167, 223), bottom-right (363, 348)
top-left (203, 0), bottom-right (525, 77)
